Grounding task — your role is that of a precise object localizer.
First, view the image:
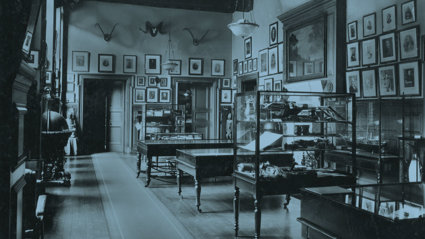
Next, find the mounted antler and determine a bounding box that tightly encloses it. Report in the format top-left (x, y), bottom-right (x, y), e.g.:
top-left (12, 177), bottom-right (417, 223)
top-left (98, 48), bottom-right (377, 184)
top-left (95, 23), bottom-right (118, 42)
top-left (183, 28), bottom-right (209, 46)
top-left (139, 21), bottom-right (166, 37)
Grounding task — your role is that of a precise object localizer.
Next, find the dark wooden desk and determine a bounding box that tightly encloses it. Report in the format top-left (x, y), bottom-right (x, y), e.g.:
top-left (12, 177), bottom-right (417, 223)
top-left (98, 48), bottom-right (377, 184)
top-left (136, 140), bottom-right (233, 187)
top-left (175, 148), bottom-right (234, 212)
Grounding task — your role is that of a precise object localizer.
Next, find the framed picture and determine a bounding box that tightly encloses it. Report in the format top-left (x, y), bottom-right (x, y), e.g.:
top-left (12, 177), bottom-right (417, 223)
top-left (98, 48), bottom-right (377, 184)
top-left (382, 5), bottom-right (396, 32)
top-left (379, 32), bottom-right (397, 63)
top-left (238, 61), bottom-right (243, 75)
top-left (189, 58), bottom-right (203, 75)
top-left (146, 87), bottom-right (159, 103)
top-left (134, 89), bottom-right (145, 104)
top-left (269, 22), bottom-right (278, 46)
top-left (168, 59), bottom-right (181, 75)
top-left (378, 65), bottom-right (397, 96)
top-left (233, 59), bottom-right (238, 76)
top-left (401, 0), bottom-right (416, 25)
top-left (348, 21), bottom-right (358, 41)
top-left (248, 59), bottom-right (253, 72)
top-left (45, 71), bottom-right (52, 84)
top-left (244, 37), bottom-right (252, 59)
top-left (363, 13), bottom-right (376, 37)
top-left (287, 16), bottom-right (326, 81)
top-left (211, 59), bottom-right (225, 76)
top-left (259, 48), bottom-right (268, 77)
top-left (221, 89), bottom-right (232, 103)
top-left (264, 78), bottom-right (273, 91)
top-left (273, 80), bottom-right (282, 91)
top-left (159, 89), bottom-right (171, 103)
top-left (72, 51), bottom-right (89, 72)
top-left (399, 27), bottom-right (419, 60)
top-left (347, 42), bottom-right (360, 67)
top-left (145, 54), bottom-right (161, 75)
top-left (159, 77), bottom-right (170, 88)
top-left (278, 43), bottom-right (284, 73)
top-left (361, 69), bottom-right (377, 98)
top-left (289, 61), bottom-right (297, 77)
top-left (148, 76), bottom-right (157, 86)
top-left (243, 61), bottom-right (248, 73)
top-left (253, 58), bottom-right (258, 71)
top-left (399, 61), bottom-right (420, 96)
top-left (346, 70), bottom-right (361, 97)
top-left (222, 78), bottom-right (231, 88)
top-left (123, 55), bottom-right (137, 73)
top-left (27, 50), bottom-right (39, 69)
top-left (22, 31), bottom-right (32, 54)
top-left (136, 76), bottom-right (145, 87)
top-left (304, 62), bottom-right (314, 75)
top-left (268, 46), bottom-right (278, 75)
top-left (98, 54), bottom-right (115, 73)
top-left (361, 38), bottom-right (377, 66)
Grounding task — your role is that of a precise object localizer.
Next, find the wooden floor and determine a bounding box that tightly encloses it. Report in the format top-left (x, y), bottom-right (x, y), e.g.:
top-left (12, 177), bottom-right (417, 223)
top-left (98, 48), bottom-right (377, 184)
top-left (44, 153), bottom-right (303, 239)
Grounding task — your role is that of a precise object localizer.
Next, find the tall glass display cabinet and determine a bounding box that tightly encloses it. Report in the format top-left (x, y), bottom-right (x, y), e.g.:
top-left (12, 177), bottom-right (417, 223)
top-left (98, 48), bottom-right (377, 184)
top-left (233, 91), bottom-right (357, 238)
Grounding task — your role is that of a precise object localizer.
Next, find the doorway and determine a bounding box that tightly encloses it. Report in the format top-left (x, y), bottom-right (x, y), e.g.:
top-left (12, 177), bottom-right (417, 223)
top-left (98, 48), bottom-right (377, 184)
top-left (81, 79), bottom-right (125, 154)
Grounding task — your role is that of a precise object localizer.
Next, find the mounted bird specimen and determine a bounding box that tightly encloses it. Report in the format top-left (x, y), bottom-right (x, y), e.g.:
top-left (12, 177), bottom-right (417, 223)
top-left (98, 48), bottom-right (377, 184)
top-left (95, 23), bottom-right (118, 42)
top-left (183, 28), bottom-right (209, 46)
top-left (139, 21), bottom-right (166, 37)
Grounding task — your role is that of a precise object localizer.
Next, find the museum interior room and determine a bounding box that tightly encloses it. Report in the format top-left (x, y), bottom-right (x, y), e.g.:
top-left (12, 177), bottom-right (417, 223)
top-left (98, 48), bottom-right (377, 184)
top-left (2, 0), bottom-right (425, 238)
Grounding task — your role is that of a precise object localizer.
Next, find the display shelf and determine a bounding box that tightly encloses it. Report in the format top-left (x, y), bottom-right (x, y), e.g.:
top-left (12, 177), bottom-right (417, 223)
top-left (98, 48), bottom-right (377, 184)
top-left (144, 104), bottom-right (185, 140)
top-left (233, 91), bottom-right (357, 238)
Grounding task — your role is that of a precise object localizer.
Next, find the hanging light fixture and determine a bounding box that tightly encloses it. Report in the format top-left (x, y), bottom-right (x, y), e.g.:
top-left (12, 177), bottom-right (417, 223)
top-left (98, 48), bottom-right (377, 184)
top-left (162, 32), bottom-right (178, 72)
top-left (227, 0), bottom-right (259, 38)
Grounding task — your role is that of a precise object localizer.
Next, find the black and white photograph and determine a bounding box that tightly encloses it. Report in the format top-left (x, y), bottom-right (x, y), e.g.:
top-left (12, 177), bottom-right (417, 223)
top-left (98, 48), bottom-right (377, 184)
top-left (5, 1), bottom-right (425, 239)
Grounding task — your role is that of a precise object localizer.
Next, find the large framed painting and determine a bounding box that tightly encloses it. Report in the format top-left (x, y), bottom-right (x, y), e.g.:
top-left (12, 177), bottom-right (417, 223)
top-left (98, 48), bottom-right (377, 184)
top-left (287, 16), bottom-right (326, 82)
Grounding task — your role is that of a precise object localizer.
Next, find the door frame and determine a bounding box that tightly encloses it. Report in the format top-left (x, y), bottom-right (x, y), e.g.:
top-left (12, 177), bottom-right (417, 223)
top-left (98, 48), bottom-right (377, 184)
top-left (172, 77), bottom-right (219, 139)
top-left (77, 74), bottom-right (133, 153)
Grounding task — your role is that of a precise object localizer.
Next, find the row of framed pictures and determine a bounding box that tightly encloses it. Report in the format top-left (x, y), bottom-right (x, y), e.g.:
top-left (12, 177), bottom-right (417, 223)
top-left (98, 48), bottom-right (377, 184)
top-left (347, 26), bottom-right (420, 68)
top-left (259, 43), bottom-right (284, 77)
top-left (234, 58), bottom-right (257, 75)
top-left (134, 88), bottom-right (171, 104)
top-left (258, 78), bottom-right (282, 91)
top-left (346, 61), bottom-right (421, 98)
top-left (135, 76), bottom-right (170, 88)
top-left (243, 22), bottom-right (279, 60)
top-left (348, 0), bottom-right (416, 41)
top-left (220, 89), bottom-right (237, 104)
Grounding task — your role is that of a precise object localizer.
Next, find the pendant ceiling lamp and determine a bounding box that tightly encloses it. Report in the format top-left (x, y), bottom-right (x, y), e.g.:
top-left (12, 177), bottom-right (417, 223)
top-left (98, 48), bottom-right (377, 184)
top-left (162, 33), bottom-right (178, 71)
top-left (227, 0), bottom-right (259, 38)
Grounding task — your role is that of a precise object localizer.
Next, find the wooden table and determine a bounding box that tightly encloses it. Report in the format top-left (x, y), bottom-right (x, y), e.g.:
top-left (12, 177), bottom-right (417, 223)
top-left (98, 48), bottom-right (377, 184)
top-left (175, 148), bottom-right (234, 212)
top-left (136, 140), bottom-right (233, 187)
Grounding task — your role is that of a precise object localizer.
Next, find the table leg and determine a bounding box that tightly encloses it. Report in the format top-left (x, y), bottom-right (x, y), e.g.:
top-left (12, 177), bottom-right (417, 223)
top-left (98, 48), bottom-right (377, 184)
top-left (177, 169), bottom-right (182, 196)
top-left (283, 194), bottom-right (291, 209)
top-left (234, 186), bottom-right (240, 238)
top-left (145, 156), bottom-right (152, 187)
top-left (254, 193), bottom-right (262, 239)
top-left (195, 177), bottom-right (202, 212)
top-left (136, 152), bottom-right (141, 178)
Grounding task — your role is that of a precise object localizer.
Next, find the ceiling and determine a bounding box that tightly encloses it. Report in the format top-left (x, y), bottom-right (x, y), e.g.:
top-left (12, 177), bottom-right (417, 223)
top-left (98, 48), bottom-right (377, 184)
top-left (66, 0), bottom-right (253, 13)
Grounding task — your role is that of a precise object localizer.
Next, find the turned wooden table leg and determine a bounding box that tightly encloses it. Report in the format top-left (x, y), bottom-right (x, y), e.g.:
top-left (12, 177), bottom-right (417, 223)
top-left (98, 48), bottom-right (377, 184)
top-left (177, 169), bottom-right (182, 196)
top-left (234, 186), bottom-right (240, 238)
top-left (136, 152), bottom-right (141, 178)
top-left (254, 193), bottom-right (262, 239)
top-left (283, 194), bottom-right (291, 209)
top-left (145, 156), bottom-right (152, 187)
top-left (195, 177), bottom-right (202, 212)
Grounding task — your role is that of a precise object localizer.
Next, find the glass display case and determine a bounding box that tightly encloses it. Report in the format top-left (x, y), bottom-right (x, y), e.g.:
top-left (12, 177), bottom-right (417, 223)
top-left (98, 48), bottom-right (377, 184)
top-left (145, 104), bottom-right (185, 140)
top-left (233, 91), bottom-right (357, 238)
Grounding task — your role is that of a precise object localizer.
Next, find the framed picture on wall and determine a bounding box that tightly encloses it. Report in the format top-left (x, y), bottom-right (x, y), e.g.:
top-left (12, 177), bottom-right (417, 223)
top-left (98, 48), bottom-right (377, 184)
top-left (248, 59), bottom-right (253, 72)
top-left (268, 46), bottom-right (278, 75)
top-left (136, 76), bottom-right (145, 87)
top-left (243, 61), bottom-right (248, 73)
top-left (159, 89), bottom-right (171, 103)
top-left (259, 48), bottom-right (268, 77)
top-left (346, 70), bottom-right (361, 97)
top-left (72, 51), bottom-right (89, 72)
top-left (146, 87), bottom-right (158, 102)
top-left (347, 42), bottom-right (360, 67)
top-left (361, 69), bottom-right (377, 98)
top-left (168, 59), bottom-right (181, 75)
top-left (145, 54), bottom-right (161, 74)
top-left (363, 13), bottom-right (376, 37)
top-left (244, 37), bottom-right (252, 59)
top-left (253, 58), bottom-right (258, 71)
top-left (348, 21), bottom-right (358, 41)
top-left (233, 59), bottom-right (238, 75)
top-left (379, 33), bottom-right (397, 63)
top-left (378, 65), bottom-right (397, 96)
top-left (159, 77), bottom-right (170, 88)
top-left (27, 50), bottom-right (39, 69)
top-left (361, 38), bottom-right (377, 66)
top-left (304, 62), bottom-right (314, 75)
top-left (273, 80), bottom-right (282, 91)
top-left (399, 61), bottom-right (420, 96)
top-left (401, 0), bottom-right (416, 25)
top-left (123, 55), bottom-right (137, 73)
top-left (22, 31), bottom-right (32, 54)
top-left (98, 54), bottom-right (115, 73)
top-left (264, 78), bottom-right (273, 91)
top-left (211, 59), bottom-right (225, 76)
top-left (189, 58), bottom-right (203, 75)
top-left (382, 5), bottom-right (396, 32)
top-left (134, 89), bottom-right (145, 104)
top-left (222, 78), bottom-right (231, 88)
top-left (399, 26), bottom-right (419, 60)
top-left (238, 61), bottom-right (243, 75)
top-left (221, 89), bottom-right (232, 103)
top-left (269, 22), bottom-right (278, 46)
top-left (148, 76), bottom-right (157, 86)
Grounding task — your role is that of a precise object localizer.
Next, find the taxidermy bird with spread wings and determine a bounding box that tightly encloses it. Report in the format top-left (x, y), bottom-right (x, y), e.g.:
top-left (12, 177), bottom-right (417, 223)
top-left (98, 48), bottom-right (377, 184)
top-left (183, 28), bottom-right (209, 46)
